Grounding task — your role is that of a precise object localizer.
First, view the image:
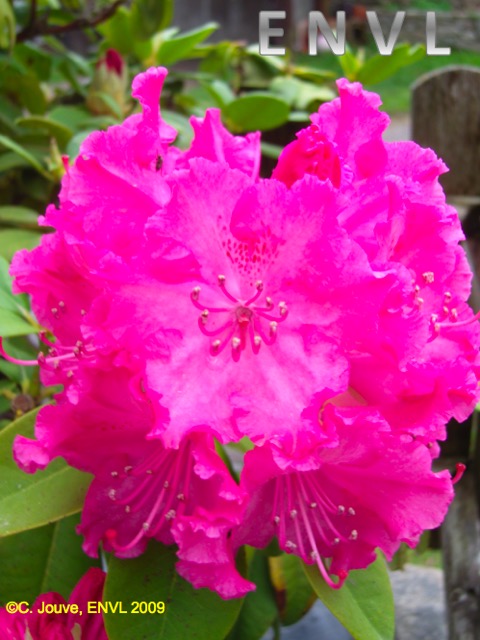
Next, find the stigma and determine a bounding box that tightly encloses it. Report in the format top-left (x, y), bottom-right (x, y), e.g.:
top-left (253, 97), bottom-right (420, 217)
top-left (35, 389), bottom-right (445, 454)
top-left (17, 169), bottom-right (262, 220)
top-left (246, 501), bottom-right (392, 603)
top-left (190, 275), bottom-right (289, 361)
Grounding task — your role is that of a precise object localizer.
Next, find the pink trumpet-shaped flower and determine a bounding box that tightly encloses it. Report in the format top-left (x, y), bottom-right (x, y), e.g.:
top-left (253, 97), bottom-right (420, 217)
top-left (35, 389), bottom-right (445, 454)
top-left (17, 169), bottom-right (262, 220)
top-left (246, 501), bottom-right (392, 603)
top-left (5, 68), bottom-right (479, 597)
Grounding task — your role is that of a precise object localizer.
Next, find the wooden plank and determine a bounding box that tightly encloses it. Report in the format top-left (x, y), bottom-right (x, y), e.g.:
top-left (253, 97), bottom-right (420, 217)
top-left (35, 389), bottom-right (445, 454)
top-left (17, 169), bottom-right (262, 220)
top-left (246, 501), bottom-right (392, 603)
top-left (412, 66), bottom-right (480, 196)
top-left (441, 469), bottom-right (480, 640)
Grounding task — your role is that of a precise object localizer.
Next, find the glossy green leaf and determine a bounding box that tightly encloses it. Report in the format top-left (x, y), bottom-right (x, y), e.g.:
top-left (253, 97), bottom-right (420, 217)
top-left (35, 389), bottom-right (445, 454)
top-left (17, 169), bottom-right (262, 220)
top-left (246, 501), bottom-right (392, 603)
top-left (104, 542), bottom-right (243, 640)
top-left (131, 0), bottom-right (173, 40)
top-left (223, 93), bottom-right (290, 133)
top-left (97, 6), bottom-right (135, 55)
top-left (15, 116), bottom-right (73, 147)
top-left (0, 0), bottom-right (15, 50)
top-left (0, 408), bottom-right (92, 536)
top-left (269, 76), bottom-right (334, 111)
top-left (0, 135), bottom-right (52, 180)
top-left (0, 151), bottom-right (30, 172)
top-left (0, 309), bottom-right (39, 337)
top-left (0, 513), bottom-right (101, 606)
top-left (156, 23), bottom-right (218, 67)
top-left (357, 44), bottom-right (425, 86)
top-left (269, 553), bottom-right (316, 626)
top-left (228, 550), bottom-right (277, 640)
top-left (0, 228), bottom-right (43, 261)
top-left (304, 552), bottom-right (395, 640)
top-left (0, 205), bottom-right (39, 229)
top-left (338, 48), bottom-right (362, 81)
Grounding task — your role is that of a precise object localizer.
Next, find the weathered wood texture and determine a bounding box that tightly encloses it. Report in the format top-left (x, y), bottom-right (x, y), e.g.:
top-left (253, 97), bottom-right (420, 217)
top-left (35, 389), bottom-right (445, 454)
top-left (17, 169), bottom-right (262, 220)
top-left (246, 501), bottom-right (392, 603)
top-left (412, 66), bottom-right (480, 196)
top-left (412, 66), bottom-right (480, 640)
top-left (441, 470), bottom-right (480, 640)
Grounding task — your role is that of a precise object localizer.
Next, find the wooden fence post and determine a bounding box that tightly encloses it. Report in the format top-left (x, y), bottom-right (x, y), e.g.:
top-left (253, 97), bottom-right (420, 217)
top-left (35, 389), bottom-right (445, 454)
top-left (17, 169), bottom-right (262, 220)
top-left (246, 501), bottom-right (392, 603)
top-left (411, 66), bottom-right (480, 640)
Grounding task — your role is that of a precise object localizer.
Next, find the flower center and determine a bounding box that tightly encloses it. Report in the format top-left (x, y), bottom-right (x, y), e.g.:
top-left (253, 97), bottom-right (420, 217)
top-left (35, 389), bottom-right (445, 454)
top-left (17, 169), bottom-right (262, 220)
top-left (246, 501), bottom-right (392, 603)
top-left (190, 275), bottom-right (288, 361)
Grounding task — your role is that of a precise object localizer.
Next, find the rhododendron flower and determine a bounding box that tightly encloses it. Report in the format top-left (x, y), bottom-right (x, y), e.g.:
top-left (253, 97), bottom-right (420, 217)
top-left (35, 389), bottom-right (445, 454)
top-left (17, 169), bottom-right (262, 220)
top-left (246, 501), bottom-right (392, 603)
top-left (4, 67), bottom-right (479, 595)
top-left (0, 568), bottom-right (106, 639)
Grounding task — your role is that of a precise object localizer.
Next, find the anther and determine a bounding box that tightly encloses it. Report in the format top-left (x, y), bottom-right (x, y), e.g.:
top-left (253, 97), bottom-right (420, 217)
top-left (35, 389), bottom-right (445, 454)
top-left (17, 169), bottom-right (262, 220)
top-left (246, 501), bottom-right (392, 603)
top-left (125, 506), bottom-right (131, 513)
top-left (58, 301), bottom-right (65, 309)
top-left (212, 340), bottom-right (221, 350)
top-left (67, 370), bottom-right (74, 378)
top-left (444, 292), bottom-right (452, 302)
top-left (290, 509), bottom-right (298, 519)
top-left (232, 337), bottom-right (241, 349)
top-left (218, 275), bottom-right (226, 285)
top-left (142, 522), bottom-right (150, 531)
top-left (111, 471), bottom-right (118, 477)
top-left (274, 516), bottom-right (280, 524)
top-left (422, 272), bottom-right (434, 284)
top-left (108, 489), bottom-right (116, 500)
top-left (270, 321), bottom-right (278, 333)
top-left (255, 280), bottom-right (264, 291)
top-left (81, 309), bottom-right (86, 316)
top-left (338, 505), bottom-right (345, 514)
top-left (163, 481), bottom-right (169, 489)
top-left (177, 493), bottom-right (185, 501)
top-left (333, 537), bottom-right (340, 545)
top-left (124, 466), bottom-right (133, 473)
top-left (415, 297), bottom-right (424, 306)
top-left (253, 336), bottom-right (261, 346)
top-left (191, 287), bottom-right (201, 301)
top-left (265, 297), bottom-right (273, 309)
top-left (51, 308), bottom-right (58, 316)
top-left (285, 541), bottom-right (297, 550)
top-left (200, 310), bottom-right (209, 324)
top-left (349, 530), bottom-right (358, 540)
top-left (414, 285), bottom-right (420, 293)
top-left (165, 509), bottom-right (176, 520)
top-left (310, 502), bottom-right (317, 509)
top-left (310, 550), bottom-right (318, 559)
top-left (348, 507), bottom-right (356, 516)
top-left (443, 306), bottom-right (449, 314)
top-left (146, 469), bottom-right (153, 475)
top-left (279, 302), bottom-right (287, 316)
top-left (450, 308), bottom-right (458, 320)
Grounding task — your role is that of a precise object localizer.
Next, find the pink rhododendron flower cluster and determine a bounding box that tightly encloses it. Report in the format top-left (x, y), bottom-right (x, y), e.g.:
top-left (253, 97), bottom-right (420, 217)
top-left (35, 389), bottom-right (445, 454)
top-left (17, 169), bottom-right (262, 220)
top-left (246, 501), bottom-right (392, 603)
top-left (4, 68), bottom-right (479, 597)
top-left (0, 568), bottom-right (106, 639)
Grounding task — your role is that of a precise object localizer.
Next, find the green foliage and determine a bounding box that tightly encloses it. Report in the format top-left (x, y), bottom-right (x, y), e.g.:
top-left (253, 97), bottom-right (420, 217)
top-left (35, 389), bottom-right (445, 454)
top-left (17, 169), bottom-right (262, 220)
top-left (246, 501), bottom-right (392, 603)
top-left (104, 542), bottom-right (244, 640)
top-left (304, 553), bottom-right (395, 640)
top-left (0, 408), bottom-right (92, 535)
top-left (0, 513), bottom-right (101, 605)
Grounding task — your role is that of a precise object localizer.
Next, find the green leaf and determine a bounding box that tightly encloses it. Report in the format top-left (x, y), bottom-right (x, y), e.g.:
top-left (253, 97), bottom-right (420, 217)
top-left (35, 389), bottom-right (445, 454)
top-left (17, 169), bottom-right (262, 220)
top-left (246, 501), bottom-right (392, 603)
top-left (269, 553), bottom-right (316, 626)
top-left (223, 93), bottom-right (290, 133)
top-left (131, 0), bottom-right (173, 40)
top-left (104, 542), bottom-right (243, 640)
top-left (156, 23), bottom-right (218, 67)
top-left (0, 309), bottom-right (39, 337)
top-left (227, 550), bottom-right (277, 640)
top-left (97, 6), bottom-right (135, 55)
top-left (357, 44), bottom-right (426, 86)
top-left (0, 205), bottom-right (39, 229)
top-left (338, 48), bottom-right (362, 81)
top-left (0, 0), bottom-right (15, 50)
top-left (269, 77), bottom-right (335, 111)
top-left (0, 151), bottom-right (30, 172)
top-left (0, 135), bottom-right (52, 180)
top-left (0, 228), bottom-right (43, 261)
top-left (0, 408), bottom-right (92, 536)
top-left (304, 552), bottom-right (395, 640)
top-left (0, 513), bottom-right (101, 606)
top-left (15, 116), bottom-right (73, 147)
